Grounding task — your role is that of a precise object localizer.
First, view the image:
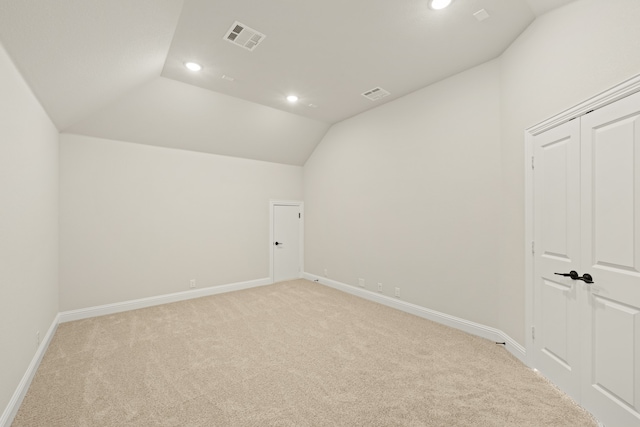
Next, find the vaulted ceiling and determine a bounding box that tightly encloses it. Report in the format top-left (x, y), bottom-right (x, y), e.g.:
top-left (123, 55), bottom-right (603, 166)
top-left (0, 0), bottom-right (576, 165)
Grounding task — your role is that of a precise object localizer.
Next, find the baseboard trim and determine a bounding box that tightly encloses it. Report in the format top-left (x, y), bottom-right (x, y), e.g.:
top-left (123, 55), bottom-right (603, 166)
top-left (3, 274), bottom-right (527, 426)
top-left (59, 277), bottom-right (272, 323)
top-left (303, 273), bottom-right (527, 364)
top-left (2, 277), bottom-right (273, 426)
top-left (0, 313), bottom-right (59, 427)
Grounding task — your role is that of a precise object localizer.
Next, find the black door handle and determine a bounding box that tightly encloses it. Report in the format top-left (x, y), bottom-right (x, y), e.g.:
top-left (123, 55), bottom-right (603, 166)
top-left (554, 271), bottom-right (593, 284)
top-left (577, 273), bottom-right (593, 284)
top-left (275, 242), bottom-right (282, 246)
top-left (554, 271), bottom-right (579, 280)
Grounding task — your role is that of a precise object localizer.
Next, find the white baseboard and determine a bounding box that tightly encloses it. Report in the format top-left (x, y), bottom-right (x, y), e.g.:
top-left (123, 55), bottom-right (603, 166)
top-left (59, 277), bottom-right (272, 323)
top-left (303, 273), bottom-right (527, 364)
top-left (2, 277), bottom-right (272, 426)
top-left (0, 313), bottom-right (59, 427)
top-left (3, 274), bottom-right (526, 427)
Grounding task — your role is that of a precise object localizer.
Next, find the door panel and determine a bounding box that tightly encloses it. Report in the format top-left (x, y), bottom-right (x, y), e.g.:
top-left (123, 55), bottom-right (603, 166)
top-left (591, 295), bottom-right (639, 410)
top-left (581, 90), bottom-right (640, 426)
top-left (540, 278), bottom-right (574, 370)
top-left (593, 116), bottom-right (637, 270)
top-left (273, 204), bottom-right (301, 282)
top-left (541, 136), bottom-right (572, 259)
top-left (533, 119), bottom-right (582, 399)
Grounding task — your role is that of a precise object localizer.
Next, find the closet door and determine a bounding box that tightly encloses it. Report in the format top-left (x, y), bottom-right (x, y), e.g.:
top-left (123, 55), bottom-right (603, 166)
top-left (533, 119), bottom-right (582, 400)
top-left (580, 90), bottom-right (640, 426)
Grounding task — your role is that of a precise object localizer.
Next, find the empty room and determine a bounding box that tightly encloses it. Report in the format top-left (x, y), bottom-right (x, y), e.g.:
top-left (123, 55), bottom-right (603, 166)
top-left (1, 0), bottom-right (640, 425)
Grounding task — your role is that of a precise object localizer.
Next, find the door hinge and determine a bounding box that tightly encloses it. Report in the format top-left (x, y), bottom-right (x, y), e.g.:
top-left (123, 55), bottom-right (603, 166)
top-left (531, 156), bottom-right (535, 170)
top-left (532, 326), bottom-right (536, 340)
top-left (531, 241), bottom-right (535, 255)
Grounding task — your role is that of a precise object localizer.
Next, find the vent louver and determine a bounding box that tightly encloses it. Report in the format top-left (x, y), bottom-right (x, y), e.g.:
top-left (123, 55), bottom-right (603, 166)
top-left (473, 9), bottom-right (490, 22)
top-left (223, 21), bottom-right (266, 51)
top-left (361, 87), bottom-right (390, 101)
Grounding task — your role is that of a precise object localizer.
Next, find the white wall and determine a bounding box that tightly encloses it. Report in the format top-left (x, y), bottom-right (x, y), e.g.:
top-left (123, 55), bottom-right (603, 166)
top-left (498, 0), bottom-right (640, 344)
top-left (59, 134), bottom-right (302, 311)
top-left (0, 43), bottom-right (58, 418)
top-left (304, 0), bottom-right (640, 347)
top-left (3, 8), bottom-right (639, 419)
top-left (304, 60), bottom-right (502, 328)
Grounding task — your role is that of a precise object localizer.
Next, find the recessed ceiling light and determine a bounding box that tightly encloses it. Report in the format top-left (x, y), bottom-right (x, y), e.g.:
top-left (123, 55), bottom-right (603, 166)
top-left (184, 62), bottom-right (202, 71)
top-left (430, 0), bottom-right (452, 10)
top-left (286, 95), bottom-right (299, 103)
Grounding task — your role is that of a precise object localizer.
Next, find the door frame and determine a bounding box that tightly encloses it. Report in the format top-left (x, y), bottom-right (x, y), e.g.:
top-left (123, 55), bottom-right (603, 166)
top-left (269, 200), bottom-right (304, 283)
top-left (524, 73), bottom-right (640, 368)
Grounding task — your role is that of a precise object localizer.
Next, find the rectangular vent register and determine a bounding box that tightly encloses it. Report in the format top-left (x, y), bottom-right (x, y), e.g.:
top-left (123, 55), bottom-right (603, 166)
top-left (224, 21), bottom-right (266, 51)
top-left (361, 87), bottom-right (390, 101)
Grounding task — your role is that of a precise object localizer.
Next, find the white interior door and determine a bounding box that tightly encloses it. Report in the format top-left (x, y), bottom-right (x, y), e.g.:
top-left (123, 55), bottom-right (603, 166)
top-left (533, 119), bottom-right (582, 400)
top-left (272, 203), bottom-right (302, 283)
top-left (580, 90), bottom-right (640, 426)
top-left (533, 90), bottom-right (640, 426)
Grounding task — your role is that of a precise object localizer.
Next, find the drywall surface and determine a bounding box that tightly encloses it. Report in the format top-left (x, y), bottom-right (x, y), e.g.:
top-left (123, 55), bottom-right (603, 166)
top-left (59, 134), bottom-right (302, 311)
top-left (0, 42), bottom-right (59, 418)
top-left (498, 0), bottom-right (640, 344)
top-left (66, 77), bottom-right (331, 166)
top-left (304, 60), bottom-right (502, 328)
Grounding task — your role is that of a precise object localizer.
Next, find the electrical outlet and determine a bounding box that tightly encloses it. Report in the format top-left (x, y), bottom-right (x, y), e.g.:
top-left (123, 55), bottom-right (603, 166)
top-left (190, 279), bottom-right (196, 288)
top-left (36, 331), bottom-right (40, 346)
top-left (377, 283), bottom-right (383, 292)
top-left (358, 278), bottom-right (365, 288)
top-left (394, 287), bottom-right (400, 298)
top-left (324, 268), bottom-right (328, 277)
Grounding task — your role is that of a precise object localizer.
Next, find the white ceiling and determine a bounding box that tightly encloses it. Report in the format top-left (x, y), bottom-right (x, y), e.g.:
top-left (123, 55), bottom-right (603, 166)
top-left (525, 0), bottom-right (576, 16)
top-left (0, 0), bottom-right (183, 130)
top-left (162, 0), bottom-right (569, 124)
top-left (66, 77), bottom-right (331, 165)
top-left (0, 0), bottom-right (576, 165)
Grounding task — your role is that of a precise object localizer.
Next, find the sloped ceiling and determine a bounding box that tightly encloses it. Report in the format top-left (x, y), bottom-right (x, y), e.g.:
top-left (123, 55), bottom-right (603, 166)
top-left (0, 0), bottom-right (577, 165)
top-left (66, 77), bottom-right (330, 165)
top-left (0, 0), bottom-right (183, 130)
top-left (525, 0), bottom-right (576, 16)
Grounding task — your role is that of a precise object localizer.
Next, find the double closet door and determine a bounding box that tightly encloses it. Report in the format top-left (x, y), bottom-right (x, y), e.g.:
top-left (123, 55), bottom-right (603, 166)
top-left (533, 90), bottom-right (640, 426)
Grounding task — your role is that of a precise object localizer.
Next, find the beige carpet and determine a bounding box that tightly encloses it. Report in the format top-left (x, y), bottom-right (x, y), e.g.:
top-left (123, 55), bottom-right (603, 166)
top-left (13, 279), bottom-right (597, 426)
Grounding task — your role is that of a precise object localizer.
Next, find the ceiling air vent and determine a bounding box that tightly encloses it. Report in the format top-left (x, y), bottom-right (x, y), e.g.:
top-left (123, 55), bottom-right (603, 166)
top-left (361, 87), bottom-right (390, 101)
top-left (223, 21), bottom-right (266, 51)
top-left (473, 9), bottom-right (490, 22)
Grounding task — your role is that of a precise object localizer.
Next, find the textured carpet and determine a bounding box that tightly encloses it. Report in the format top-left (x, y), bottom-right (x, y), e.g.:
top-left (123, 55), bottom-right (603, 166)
top-left (13, 279), bottom-right (597, 426)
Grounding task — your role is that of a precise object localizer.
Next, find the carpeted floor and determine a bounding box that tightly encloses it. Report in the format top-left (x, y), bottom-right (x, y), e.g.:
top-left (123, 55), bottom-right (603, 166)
top-left (13, 279), bottom-right (597, 426)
